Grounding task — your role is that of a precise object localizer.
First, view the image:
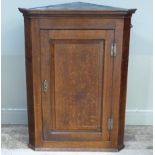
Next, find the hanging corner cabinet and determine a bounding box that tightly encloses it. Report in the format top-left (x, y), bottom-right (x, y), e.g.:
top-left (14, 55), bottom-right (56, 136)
top-left (19, 2), bottom-right (136, 151)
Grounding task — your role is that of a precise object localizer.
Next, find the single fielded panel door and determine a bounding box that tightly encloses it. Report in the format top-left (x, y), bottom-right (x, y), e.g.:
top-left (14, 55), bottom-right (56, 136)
top-left (40, 30), bottom-right (114, 142)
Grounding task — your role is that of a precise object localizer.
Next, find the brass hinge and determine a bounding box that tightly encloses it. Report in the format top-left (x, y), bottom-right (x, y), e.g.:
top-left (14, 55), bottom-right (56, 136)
top-left (108, 117), bottom-right (113, 130)
top-left (42, 80), bottom-right (48, 92)
top-left (111, 41), bottom-right (117, 57)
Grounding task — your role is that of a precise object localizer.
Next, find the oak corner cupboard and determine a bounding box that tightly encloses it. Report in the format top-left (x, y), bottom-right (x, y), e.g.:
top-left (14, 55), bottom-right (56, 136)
top-left (19, 2), bottom-right (136, 151)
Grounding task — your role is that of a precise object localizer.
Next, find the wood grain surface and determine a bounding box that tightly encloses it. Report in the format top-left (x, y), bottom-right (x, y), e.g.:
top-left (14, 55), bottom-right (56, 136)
top-left (19, 2), bottom-right (136, 150)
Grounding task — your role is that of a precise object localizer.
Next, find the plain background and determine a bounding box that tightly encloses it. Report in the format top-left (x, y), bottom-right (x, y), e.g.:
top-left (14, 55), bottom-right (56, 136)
top-left (1, 0), bottom-right (153, 125)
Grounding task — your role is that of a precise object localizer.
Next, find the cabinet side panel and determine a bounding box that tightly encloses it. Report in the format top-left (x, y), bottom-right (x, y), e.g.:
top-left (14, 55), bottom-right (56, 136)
top-left (30, 19), bottom-right (42, 147)
top-left (110, 19), bottom-right (125, 148)
top-left (24, 17), bottom-right (35, 146)
top-left (118, 17), bottom-right (131, 147)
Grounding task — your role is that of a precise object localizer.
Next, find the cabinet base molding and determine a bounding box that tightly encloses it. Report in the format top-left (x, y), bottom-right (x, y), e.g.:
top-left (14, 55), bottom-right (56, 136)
top-left (28, 143), bottom-right (124, 152)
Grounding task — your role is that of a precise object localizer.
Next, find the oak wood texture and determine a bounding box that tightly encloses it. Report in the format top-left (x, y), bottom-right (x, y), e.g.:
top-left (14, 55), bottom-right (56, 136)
top-left (19, 2), bottom-right (136, 151)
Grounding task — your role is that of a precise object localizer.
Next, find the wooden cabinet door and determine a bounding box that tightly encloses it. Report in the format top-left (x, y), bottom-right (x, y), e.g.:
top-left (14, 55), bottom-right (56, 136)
top-left (40, 30), bottom-right (114, 142)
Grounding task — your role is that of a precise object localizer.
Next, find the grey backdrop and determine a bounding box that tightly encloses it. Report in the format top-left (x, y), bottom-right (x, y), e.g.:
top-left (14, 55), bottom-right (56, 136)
top-left (1, 0), bottom-right (153, 125)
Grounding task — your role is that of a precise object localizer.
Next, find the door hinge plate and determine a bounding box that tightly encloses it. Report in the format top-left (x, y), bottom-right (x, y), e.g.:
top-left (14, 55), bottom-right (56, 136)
top-left (111, 42), bottom-right (117, 57)
top-left (108, 118), bottom-right (113, 130)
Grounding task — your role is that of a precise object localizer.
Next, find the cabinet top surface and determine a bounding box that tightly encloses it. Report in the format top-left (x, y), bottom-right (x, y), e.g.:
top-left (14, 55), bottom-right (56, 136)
top-left (19, 2), bottom-right (136, 16)
top-left (30, 2), bottom-right (128, 11)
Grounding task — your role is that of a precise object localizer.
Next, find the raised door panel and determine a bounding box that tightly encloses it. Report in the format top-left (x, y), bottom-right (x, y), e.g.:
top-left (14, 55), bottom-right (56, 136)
top-left (40, 30), bottom-right (114, 142)
top-left (53, 39), bottom-right (103, 132)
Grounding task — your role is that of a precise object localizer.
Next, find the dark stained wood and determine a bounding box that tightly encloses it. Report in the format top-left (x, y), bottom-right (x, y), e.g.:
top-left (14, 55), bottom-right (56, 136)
top-left (117, 17), bottom-right (132, 148)
top-left (39, 18), bottom-right (117, 30)
top-left (41, 30), bottom-right (114, 142)
top-left (19, 2), bottom-right (136, 17)
top-left (24, 17), bottom-right (35, 146)
top-left (19, 2), bottom-right (136, 151)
